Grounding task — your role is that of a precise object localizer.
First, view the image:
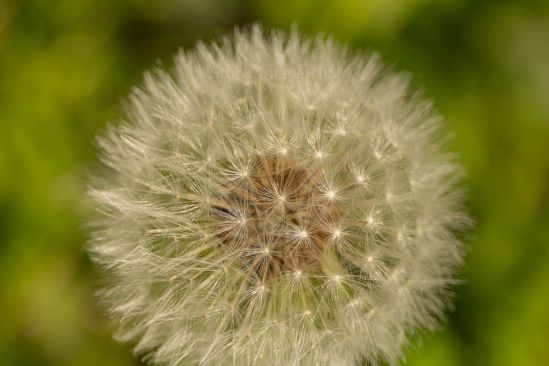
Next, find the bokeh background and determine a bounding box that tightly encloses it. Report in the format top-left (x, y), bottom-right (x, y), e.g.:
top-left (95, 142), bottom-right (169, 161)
top-left (1, 0), bottom-right (548, 365)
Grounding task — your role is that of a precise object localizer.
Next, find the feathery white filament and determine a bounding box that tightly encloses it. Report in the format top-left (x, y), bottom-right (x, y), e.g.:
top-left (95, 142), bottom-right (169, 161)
top-left (89, 26), bottom-right (468, 366)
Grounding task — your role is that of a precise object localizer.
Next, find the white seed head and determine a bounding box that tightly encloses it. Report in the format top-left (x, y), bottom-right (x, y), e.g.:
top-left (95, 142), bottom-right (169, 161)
top-left (88, 25), bottom-right (469, 366)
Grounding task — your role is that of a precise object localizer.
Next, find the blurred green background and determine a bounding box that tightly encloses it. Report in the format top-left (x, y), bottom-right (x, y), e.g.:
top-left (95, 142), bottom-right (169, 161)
top-left (1, 0), bottom-right (548, 365)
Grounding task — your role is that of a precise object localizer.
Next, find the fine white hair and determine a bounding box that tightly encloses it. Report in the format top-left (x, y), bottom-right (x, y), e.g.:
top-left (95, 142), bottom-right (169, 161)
top-left (89, 25), bottom-right (469, 366)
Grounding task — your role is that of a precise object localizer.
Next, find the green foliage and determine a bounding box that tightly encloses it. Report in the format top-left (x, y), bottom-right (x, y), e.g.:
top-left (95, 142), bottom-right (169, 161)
top-left (0, 0), bottom-right (548, 365)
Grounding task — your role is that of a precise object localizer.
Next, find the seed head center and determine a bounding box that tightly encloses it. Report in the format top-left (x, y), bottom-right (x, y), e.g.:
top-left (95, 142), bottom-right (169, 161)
top-left (212, 155), bottom-right (342, 281)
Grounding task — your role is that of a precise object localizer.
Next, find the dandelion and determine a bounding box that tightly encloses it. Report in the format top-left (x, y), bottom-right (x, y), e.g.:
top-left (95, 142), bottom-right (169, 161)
top-left (88, 25), bottom-right (469, 366)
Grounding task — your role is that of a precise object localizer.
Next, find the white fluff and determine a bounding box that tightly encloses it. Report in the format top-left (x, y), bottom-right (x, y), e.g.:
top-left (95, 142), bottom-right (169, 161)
top-left (89, 25), bottom-right (469, 366)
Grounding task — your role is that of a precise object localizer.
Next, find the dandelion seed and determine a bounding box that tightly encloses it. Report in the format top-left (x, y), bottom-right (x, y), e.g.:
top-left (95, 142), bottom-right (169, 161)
top-left (88, 25), bottom-right (469, 366)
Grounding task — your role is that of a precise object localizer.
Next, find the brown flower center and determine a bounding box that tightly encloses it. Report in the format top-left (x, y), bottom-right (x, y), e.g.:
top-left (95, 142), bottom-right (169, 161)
top-left (211, 155), bottom-right (343, 281)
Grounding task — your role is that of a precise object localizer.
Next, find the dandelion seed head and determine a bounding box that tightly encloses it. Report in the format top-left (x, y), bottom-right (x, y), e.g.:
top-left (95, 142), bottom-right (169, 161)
top-left (89, 25), bottom-right (469, 366)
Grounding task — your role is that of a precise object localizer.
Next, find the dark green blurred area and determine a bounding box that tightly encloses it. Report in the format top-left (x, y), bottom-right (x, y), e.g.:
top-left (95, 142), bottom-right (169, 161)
top-left (1, 0), bottom-right (548, 365)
